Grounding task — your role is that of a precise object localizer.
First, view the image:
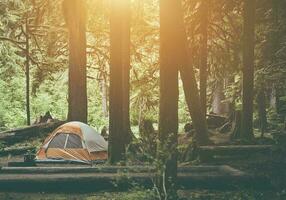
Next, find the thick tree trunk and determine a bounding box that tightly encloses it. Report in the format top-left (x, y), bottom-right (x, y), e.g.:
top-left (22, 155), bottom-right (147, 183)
top-left (270, 0), bottom-right (279, 62)
top-left (180, 45), bottom-right (209, 145)
top-left (241, 0), bottom-right (256, 139)
top-left (108, 0), bottom-right (131, 164)
top-left (157, 0), bottom-right (179, 198)
top-left (199, 0), bottom-right (208, 116)
top-left (25, 18), bottom-right (31, 126)
top-left (121, 0), bottom-right (132, 147)
top-left (177, 5), bottom-right (209, 145)
top-left (63, 0), bottom-right (88, 123)
top-left (269, 1), bottom-right (280, 114)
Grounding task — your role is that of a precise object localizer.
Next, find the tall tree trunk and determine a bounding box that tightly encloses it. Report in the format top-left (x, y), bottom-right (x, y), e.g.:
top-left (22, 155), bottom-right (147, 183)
top-left (271, 0), bottom-right (279, 62)
top-left (157, 0), bottom-right (179, 198)
top-left (241, 0), bottom-right (256, 139)
top-left (108, 0), bottom-right (131, 164)
top-left (199, 0), bottom-right (208, 116)
top-left (63, 0), bottom-right (88, 123)
top-left (121, 0), bottom-right (132, 147)
top-left (270, 0), bottom-right (282, 116)
top-left (25, 18), bottom-right (31, 126)
top-left (177, 3), bottom-right (209, 145)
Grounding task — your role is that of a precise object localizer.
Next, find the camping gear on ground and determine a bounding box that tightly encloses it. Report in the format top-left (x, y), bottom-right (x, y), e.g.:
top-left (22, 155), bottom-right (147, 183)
top-left (36, 121), bottom-right (108, 164)
top-left (24, 153), bottom-right (36, 163)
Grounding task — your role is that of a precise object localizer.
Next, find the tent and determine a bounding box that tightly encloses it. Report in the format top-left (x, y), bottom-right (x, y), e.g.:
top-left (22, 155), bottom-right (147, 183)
top-left (36, 121), bottom-right (108, 164)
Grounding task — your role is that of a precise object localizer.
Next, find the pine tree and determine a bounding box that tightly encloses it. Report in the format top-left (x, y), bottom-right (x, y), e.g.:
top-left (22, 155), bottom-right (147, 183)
top-left (241, 0), bottom-right (256, 139)
top-left (63, 0), bottom-right (88, 123)
top-left (108, 0), bottom-right (131, 164)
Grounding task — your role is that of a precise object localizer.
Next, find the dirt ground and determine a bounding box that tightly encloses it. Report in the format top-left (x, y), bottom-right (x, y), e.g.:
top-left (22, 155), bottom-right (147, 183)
top-left (0, 189), bottom-right (284, 200)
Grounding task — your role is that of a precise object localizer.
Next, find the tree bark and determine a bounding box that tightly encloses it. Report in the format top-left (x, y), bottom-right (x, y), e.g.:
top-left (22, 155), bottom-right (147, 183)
top-left (268, 1), bottom-right (280, 114)
top-left (108, 0), bottom-right (131, 164)
top-left (63, 0), bottom-right (88, 123)
top-left (121, 0), bottom-right (132, 147)
top-left (177, 3), bottom-right (209, 145)
top-left (157, 0), bottom-right (179, 198)
top-left (25, 18), bottom-right (31, 126)
top-left (241, 0), bottom-right (256, 139)
top-left (199, 0), bottom-right (208, 116)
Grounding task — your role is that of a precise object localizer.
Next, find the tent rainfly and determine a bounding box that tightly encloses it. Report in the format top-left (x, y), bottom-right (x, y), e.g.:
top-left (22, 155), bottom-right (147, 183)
top-left (36, 121), bottom-right (108, 164)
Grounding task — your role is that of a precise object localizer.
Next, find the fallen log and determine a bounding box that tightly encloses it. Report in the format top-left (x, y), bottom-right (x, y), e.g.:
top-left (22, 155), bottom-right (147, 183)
top-left (0, 121), bottom-right (65, 145)
top-left (0, 166), bottom-right (155, 174)
top-left (199, 145), bottom-right (273, 161)
top-left (0, 146), bottom-right (35, 156)
top-left (0, 165), bottom-right (243, 175)
top-left (199, 145), bottom-right (273, 154)
top-left (0, 165), bottom-right (271, 192)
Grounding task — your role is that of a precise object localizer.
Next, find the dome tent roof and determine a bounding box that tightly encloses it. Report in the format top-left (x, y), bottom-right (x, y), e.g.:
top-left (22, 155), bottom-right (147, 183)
top-left (67, 121), bottom-right (108, 152)
top-left (36, 121), bottom-right (108, 163)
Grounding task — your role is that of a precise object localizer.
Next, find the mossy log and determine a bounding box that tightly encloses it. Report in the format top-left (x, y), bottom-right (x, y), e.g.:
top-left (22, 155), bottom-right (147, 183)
top-left (0, 165), bottom-right (247, 175)
top-left (0, 165), bottom-right (270, 192)
top-left (199, 145), bottom-right (273, 161)
top-left (0, 146), bottom-right (35, 156)
top-left (0, 121), bottom-right (65, 145)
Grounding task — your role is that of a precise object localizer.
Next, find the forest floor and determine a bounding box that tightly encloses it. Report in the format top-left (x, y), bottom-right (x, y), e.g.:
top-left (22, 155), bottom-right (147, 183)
top-left (0, 189), bottom-right (285, 200)
top-left (0, 129), bottom-right (285, 199)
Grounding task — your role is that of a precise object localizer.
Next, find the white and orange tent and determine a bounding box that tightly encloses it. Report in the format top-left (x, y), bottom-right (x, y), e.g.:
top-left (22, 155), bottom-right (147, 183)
top-left (36, 121), bottom-right (108, 164)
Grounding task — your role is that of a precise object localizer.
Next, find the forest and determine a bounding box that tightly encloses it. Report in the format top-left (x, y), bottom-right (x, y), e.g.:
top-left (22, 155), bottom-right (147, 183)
top-left (0, 0), bottom-right (286, 199)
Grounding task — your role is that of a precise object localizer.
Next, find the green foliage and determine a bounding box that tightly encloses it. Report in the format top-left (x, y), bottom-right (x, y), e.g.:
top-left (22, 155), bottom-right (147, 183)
top-left (0, 43), bottom-right (26, 127)
top-left (0, 0), bottom-right (285, 136)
